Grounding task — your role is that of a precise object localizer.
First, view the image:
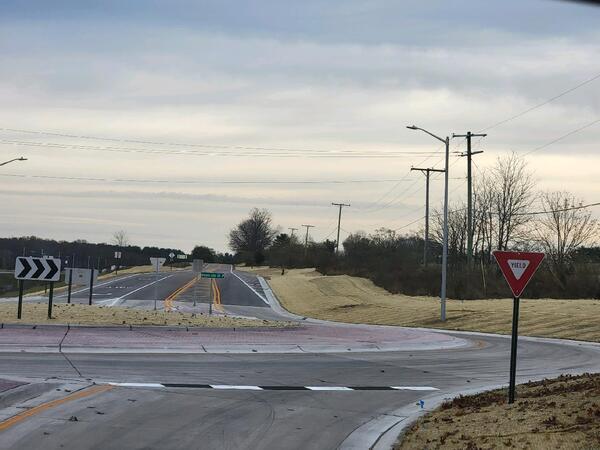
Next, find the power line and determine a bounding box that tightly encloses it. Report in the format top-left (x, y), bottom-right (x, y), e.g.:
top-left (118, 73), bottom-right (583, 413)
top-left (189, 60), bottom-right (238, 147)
top-left (480, 70), bottom-right (600, 132)
top-left (522, 117), bottom-right (600, 156)
top-left (0, 134), bottom-right (441, 159)
top-left (0, 173), bottom-right (415, 185)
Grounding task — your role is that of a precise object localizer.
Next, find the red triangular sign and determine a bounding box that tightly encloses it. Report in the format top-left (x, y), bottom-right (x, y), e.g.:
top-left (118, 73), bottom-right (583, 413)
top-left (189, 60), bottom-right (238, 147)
top-left (492, 251), bottom-right (545, 298)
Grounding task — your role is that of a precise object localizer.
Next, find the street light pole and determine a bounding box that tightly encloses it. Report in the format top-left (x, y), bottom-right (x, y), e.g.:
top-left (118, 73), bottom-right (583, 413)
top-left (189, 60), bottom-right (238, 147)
top-left (407, 125), bottom-right (449, 322)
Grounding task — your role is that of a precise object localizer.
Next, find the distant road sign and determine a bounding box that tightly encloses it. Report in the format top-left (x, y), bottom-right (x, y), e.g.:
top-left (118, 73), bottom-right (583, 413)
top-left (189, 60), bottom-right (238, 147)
top-left (150, 257), bottom-right (167, 272)
top-left (114, 251), bottom-right (122, 259)
top-left (65, 268), bottom-right (99, 286)
top-left (14, 256), bottom-right (61, 281)
top-left (192, 259), bottom-right (204, 273)
top-left (169, 252), bottom-right (175, 259)
top-left (177, 254), bottom-right (187, 260)
top-left (493, 251), bottom-right (545, 298)
top-left (201, 272), bottom-right (224, 279)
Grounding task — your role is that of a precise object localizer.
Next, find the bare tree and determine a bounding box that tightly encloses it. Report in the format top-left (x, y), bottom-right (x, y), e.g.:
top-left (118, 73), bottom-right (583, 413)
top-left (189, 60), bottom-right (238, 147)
top-left (535, 191), bottom-right (598, 285)
top-left (491, 153), bottom-right (535, 250)
top-left (432, 202), bottom-right (468, 259)
top-left (111, 230), bottom-right (130, 247)
top-left (472, 153), bottom-right (535, 259)
top-left (228, 208), bottom-right (278, 264)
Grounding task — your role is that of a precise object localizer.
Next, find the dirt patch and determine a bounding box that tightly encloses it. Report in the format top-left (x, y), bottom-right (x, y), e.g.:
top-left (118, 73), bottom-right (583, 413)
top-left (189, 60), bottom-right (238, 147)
top-left (241, 267), bottom-right (600, 342)
top-left (0, 303), bottom-right (289, 328)
top-left (396, 373), bottom-right (600, 450)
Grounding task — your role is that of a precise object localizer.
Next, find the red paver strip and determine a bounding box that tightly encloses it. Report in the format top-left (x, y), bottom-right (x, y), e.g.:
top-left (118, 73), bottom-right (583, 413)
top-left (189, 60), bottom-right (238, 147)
top-left (58, 324), bottom-right (460, 348)
top-left (0, 323), bottom-right (464, 351)
top-left (0, 326), bottom-right (68, 347)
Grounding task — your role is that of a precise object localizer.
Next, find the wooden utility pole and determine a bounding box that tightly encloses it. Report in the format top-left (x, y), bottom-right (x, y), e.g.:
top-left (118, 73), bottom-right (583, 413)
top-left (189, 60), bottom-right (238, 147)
top-left (411, 167), bottom-right (445, 266)
top-left (331, 203), bottom-right (350, 253)
top-left (452, 131), bottom-right (486, 268)
top-left (301, 224), bottom-right (315, 256)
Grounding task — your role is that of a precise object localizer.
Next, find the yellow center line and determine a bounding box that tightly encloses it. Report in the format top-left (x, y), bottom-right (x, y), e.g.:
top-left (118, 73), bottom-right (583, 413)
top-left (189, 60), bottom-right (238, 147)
top-left (0, 384), bottom-right (113, 432)
top-left (163, 277), bottom-right (197, 311)
top-left (212, 278), bottom-right (224, 313)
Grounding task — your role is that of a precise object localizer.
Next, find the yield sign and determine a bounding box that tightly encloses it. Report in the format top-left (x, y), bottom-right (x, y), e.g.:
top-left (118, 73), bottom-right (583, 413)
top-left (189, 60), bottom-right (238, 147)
top-left (493, 251), bottom-right (545, 298)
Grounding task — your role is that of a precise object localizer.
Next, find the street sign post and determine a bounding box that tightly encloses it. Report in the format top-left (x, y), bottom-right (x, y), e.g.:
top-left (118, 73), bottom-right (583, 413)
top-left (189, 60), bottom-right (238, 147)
top-left (150, 257), bottom-right (167, 310)
top-left (15, 256), bottom-right (61, 281)
top-left (14, 256), bottom-right (61, 319)
top-left (65, 268), bottom-right (99, 286)
top-left (192, 259), bottom-right (204, 274)
top-left (114, 251), bottom-right (122, 275)
top-left (201, 272), bottom-right (224, 279)
top-left (493, 250), bottom-right (545, 404)
top-left (65, 268), bottom-right (99, 305)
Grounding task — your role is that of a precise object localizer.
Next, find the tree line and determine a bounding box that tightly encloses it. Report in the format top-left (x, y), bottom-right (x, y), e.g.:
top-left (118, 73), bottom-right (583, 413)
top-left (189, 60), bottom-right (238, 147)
top-left (225, 153), bottom-right (600, 299)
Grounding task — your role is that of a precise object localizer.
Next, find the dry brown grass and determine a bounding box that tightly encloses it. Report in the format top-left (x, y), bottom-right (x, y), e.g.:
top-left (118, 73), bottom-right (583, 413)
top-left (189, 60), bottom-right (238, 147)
top-left (397, 373), bottom-right (600, 450)
top-left (243, 267), bottom-right (600, 342)
top-left (0, 303), bottom-right (287, 328)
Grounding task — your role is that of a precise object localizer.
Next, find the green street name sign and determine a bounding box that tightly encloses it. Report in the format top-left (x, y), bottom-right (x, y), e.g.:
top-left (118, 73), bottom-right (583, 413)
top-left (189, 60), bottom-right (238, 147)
top-left (201, 272), bottom-right (225, 279)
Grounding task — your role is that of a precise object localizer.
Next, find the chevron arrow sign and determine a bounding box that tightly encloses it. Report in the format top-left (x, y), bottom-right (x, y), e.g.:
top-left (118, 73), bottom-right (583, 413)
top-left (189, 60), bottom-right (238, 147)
top-left (14, 256), bottom-right (61, 281)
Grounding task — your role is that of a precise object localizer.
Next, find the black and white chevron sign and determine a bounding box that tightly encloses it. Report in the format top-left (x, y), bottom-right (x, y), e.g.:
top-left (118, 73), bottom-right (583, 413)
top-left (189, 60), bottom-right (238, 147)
top-left (14, 256), bottom-right (61, 281)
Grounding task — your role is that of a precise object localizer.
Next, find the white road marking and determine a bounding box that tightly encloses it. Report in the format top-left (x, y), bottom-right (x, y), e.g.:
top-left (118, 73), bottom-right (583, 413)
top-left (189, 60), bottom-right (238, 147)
top-left (109, 382), bottom-right (165, 388)
top-left (391, 386), bottom-right (439, 391)
top-left (210, 385), bottom-right (264, 390)
top-left (56, 273), bottom-right (141, 298)
top-left (306, 386), bottom-right (354, 391)
top-left (116, 274), bottom-right (175, 300)
top-left (229, 266), bottom-right (269, 305)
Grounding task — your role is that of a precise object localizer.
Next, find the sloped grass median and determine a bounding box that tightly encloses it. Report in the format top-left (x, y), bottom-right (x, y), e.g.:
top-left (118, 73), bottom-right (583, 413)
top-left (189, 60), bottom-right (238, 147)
top-left (396, 373), bottom-right (600, 450)
top-left (0, 303), bottom-right (288, 328)
top-left (242, 267), bottom-right (600, 342)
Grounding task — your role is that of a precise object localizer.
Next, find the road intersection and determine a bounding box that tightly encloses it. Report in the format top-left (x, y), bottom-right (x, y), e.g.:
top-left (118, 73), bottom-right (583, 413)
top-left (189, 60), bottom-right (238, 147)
top-left (1, 265), bottom-right (599, 449)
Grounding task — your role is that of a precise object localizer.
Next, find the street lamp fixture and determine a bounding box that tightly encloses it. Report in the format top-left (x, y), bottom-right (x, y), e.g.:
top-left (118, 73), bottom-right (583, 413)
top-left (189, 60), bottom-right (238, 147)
top-left (407, 125), bottom-right (450, 322)
top-left (0, 157), bottom-right (27, 167)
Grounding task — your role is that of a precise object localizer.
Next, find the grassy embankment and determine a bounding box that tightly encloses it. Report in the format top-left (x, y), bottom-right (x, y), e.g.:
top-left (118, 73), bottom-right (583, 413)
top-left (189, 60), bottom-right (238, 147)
top-left (0, 302), bottom-right (287, 328)
top-left (242, 267), bottom-right (600, 342)
top-left (396, 373), bottom-right (600, 450)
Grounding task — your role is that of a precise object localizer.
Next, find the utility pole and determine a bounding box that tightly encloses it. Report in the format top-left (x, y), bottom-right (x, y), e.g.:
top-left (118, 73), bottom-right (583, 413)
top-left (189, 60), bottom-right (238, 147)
top-left (452, 131), bottom-right (486, 269)
top-left (288, 227), bottom-right (298, 238)
top-left (301, 224), bottom-right (315, 256)
top-left (331, 203), bottom-right (350, 253)
top-left (411, 167), bottom-right (445, 266)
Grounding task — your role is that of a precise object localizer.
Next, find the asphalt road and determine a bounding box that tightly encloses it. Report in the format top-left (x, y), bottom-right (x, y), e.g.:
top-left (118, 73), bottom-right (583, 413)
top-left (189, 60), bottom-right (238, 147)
top-left (1, 266), bottom-right (600, 449)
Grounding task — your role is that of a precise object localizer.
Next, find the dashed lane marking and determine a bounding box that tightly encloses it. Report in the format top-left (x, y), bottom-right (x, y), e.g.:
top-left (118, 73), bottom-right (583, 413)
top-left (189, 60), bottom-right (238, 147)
top-left (106, 383), bottom-right (439, 392)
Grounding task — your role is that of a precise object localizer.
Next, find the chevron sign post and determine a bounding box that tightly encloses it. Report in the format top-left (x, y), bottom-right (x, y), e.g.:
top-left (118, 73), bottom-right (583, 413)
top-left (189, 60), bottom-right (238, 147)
top-left (15, 256), bottom-right (61, 281)
top-left (14, 256), bottom-right (61, 319)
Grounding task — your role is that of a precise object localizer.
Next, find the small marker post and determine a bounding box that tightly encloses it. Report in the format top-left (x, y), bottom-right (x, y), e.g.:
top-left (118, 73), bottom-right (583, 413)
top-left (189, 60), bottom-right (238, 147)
top-left (67, 268), bottom-right (73, 304)
top-left (47, 282), bottom-right (54, 318)
top-left (17, 280), bottom-right (24, 319)
top-left (88, 268), bottom-right (94, 306)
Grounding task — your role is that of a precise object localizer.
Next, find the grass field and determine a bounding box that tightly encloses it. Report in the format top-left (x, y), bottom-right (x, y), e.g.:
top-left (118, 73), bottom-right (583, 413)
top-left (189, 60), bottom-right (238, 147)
top-left (396, 373), bottom-right (600, 450)
top-left (242, 267), bottom-right (600, 342)
top-left (0, 302), bottom-right (287, 328)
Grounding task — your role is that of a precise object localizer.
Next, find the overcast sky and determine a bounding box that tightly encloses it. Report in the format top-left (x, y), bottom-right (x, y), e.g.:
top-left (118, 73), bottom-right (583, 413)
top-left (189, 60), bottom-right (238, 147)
top-left (1, 0), bottom-right (599, 253)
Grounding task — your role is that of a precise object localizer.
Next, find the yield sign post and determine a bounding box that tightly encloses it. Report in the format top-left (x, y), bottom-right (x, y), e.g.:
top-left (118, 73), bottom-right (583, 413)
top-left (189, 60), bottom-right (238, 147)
top-left (493, 250), bottom-right (545, 404)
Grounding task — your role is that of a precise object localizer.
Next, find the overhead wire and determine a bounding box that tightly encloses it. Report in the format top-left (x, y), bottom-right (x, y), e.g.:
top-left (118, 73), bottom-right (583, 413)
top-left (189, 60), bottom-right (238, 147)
top-left (0, 172), bottom-right (415, 185)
